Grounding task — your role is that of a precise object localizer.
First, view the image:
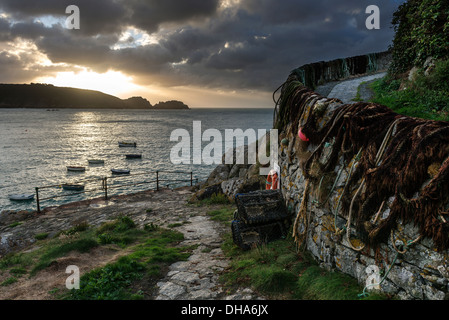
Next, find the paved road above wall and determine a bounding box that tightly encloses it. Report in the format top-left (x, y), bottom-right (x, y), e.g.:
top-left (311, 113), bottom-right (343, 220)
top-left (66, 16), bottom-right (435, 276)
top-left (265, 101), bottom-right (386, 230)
top-left (316, 72), bottom-right (387, 104)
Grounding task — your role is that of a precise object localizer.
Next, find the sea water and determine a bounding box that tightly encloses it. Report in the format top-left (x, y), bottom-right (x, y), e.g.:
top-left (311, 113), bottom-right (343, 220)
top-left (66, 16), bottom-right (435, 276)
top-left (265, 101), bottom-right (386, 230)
top-left (0, 108), bottom-right (274, 212)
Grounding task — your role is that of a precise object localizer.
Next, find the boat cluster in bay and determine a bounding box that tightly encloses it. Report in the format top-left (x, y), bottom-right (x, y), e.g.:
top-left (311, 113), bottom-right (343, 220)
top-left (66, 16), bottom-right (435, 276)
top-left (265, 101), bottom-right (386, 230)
top-left (9, 141), bottom-right (142, 202)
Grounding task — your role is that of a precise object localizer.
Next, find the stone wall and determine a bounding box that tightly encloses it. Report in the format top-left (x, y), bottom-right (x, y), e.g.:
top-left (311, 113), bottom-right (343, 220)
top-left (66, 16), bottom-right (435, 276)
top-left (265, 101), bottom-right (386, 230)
top-left (275, 75), bottom-right (449, 300)
top-left (289, 51), bottom-right (391, 90)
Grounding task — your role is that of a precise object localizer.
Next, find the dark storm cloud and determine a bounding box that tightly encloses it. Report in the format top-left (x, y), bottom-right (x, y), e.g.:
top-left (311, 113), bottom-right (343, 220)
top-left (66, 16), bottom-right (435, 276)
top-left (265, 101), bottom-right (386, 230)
top-left (126, 0), bottom-right (221, 32)
top-left (0, 0), bottom-right (404, 93)
top-left (0, 0), bottom-right (126, 35)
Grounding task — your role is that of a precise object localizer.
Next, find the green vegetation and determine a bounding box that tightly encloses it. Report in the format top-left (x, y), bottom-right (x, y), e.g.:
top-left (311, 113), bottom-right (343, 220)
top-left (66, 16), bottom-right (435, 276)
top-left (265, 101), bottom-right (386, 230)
top-left (201, 203), bottom-right (387, 300)
top-left (68, 228), bottom-right (190, 300)
top-left (370, 59), bottom-right (449, 121)
top-left (0, 215), bottom-right (192, 300)
top-left (373, 0), bottom-right (449, 121)
top-left (197, 192), bottom-right (231, 206)
top-left (389, 0), bottom-right (449, 75)
top-left (32, 238), bottom-right (99, 276)
top-left (207, 207), bottom-right (235, 223)
top-left (352, 81), bottom-right (366, 102)
top-left (220, 231), bottom-right (386, 300)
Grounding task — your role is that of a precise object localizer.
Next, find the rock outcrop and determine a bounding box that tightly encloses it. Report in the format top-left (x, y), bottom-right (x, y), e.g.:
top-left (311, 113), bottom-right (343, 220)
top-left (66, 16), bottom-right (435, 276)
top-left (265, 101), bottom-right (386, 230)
top-left (152, 100), bottom-right (189, 110)
top-left (190, 138), bottom-right (269, 203)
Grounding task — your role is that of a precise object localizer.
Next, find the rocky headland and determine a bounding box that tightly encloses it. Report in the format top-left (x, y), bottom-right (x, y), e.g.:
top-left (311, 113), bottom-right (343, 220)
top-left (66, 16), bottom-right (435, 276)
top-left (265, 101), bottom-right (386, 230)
top-left (0, 83), bottom-right (189, 110)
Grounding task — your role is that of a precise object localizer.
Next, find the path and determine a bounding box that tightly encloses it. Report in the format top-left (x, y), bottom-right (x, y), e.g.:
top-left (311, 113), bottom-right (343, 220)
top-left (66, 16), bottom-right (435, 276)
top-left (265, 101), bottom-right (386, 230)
top-left (317, 72), bottom-right (387, 104)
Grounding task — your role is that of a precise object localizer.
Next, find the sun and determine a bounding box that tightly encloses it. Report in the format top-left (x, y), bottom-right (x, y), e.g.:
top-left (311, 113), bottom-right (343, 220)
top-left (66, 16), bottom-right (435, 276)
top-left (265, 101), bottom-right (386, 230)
top-left (35, 68), bottom-right (143, 98)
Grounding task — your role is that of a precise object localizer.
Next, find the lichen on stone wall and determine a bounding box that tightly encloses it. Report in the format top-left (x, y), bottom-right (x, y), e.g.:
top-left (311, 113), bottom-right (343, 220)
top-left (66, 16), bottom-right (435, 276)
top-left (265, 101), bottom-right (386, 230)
top-left (275, 68), bottom-right (449, 299)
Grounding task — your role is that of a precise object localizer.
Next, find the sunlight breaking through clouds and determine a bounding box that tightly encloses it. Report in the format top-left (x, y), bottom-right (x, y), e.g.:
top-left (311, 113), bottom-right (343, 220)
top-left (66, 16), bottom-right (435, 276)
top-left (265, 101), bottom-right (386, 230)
top-left (35, 68), bottom-right (144, 97)
top-left (0, 0), bottom-right (403, 107)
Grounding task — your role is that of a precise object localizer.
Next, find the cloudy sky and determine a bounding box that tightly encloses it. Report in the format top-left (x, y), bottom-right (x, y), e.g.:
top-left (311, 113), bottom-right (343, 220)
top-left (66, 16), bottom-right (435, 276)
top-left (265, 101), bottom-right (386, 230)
top-left (0, 0), bottom-right (403, 108)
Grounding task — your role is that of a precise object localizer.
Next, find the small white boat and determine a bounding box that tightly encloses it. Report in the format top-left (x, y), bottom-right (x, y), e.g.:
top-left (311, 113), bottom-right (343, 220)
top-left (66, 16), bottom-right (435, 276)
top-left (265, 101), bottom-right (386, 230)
top-left (88, 159), bottom-right (105, 165)
top-left (118, 142), bottom-right (137, 147)
top-left (67, 166), bottom-right (86, 172)
top-left (62, 184), bottom-right (85, 191)
top-left (9, 194), bottom-right (34, 201)
top-left (111, 169), bottom-right (130, 174)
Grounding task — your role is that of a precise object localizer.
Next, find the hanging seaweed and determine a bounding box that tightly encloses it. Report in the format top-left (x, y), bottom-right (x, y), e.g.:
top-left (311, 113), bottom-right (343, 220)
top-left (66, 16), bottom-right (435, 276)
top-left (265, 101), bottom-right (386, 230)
top-left (277, 74), bottom-right (449, 252)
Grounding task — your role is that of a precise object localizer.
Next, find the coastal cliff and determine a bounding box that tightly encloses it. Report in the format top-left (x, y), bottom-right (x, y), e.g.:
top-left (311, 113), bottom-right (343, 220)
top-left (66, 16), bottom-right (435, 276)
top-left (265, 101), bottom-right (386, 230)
top-left (0, 83), bottom-right (189, 110)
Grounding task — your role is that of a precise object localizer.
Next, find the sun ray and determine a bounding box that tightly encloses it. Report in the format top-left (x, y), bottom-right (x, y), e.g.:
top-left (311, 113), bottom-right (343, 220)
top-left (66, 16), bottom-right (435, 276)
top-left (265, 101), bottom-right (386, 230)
top-left (35, 68), bottom-right (144, 97)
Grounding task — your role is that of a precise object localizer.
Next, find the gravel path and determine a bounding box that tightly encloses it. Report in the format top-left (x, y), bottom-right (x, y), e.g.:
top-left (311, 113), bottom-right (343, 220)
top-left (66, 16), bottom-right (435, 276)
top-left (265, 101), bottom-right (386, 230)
top-left (324, 72), bottom-right (387, 104)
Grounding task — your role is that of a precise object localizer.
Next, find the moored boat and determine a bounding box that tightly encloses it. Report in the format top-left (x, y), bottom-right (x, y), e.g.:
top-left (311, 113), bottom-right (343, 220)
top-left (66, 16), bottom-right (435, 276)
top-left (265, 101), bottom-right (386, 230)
top-left (125, 154), bottom-right (142, 159)
top-left (111, 169), bottom-right (130, 174)
top-left (62, 184), bottom-right (85, 191)
top-left (9, 194), bottom-right (34, 201)
top-left (67, 166), bottom-right (86, 172)
top-left (88, 159), bottom-right (104, 165)
top-left (118, 142), bottom-right (137, 147)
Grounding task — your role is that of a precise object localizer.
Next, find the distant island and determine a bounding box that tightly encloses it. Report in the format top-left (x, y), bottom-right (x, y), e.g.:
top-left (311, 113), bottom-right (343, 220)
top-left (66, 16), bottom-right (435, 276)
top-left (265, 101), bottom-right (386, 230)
top-left (0, 83), bottom-right (189, 110)
top-left (152, 100), bottom-right (189, 110)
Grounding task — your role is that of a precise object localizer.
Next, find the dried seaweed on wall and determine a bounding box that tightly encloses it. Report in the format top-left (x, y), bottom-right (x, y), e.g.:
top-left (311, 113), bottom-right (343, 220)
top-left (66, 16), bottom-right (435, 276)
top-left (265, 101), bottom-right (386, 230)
top-left (277, 77), bottom-right (449, 251)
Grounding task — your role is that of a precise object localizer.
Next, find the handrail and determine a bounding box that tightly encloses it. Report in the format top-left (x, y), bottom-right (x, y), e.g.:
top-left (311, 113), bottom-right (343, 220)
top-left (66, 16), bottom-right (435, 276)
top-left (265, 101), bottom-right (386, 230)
top-left (34, 170), bottom-right (197, 213)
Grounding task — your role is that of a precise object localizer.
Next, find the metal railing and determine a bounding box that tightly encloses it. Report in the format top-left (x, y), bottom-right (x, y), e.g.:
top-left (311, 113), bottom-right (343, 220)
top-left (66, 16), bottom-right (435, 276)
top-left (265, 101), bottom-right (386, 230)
top-left (34, 170), bottom-right (197, 213)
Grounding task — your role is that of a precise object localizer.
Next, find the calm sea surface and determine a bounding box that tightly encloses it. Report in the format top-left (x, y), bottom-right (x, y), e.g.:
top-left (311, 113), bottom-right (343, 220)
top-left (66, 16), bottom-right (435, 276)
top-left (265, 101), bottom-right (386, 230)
top-left (0, 108), bottom-right (274, 212)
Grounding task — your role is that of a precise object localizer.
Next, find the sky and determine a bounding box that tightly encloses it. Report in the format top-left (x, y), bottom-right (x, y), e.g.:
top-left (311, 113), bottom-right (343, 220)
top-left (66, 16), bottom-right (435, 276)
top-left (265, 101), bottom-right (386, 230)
top-left (0, 0), bottom-right (404, 108)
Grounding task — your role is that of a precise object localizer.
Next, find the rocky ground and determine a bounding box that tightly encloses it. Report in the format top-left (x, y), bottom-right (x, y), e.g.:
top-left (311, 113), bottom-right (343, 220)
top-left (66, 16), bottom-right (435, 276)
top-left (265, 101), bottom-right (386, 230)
top-left (0, 187), bottom-right (262, 300)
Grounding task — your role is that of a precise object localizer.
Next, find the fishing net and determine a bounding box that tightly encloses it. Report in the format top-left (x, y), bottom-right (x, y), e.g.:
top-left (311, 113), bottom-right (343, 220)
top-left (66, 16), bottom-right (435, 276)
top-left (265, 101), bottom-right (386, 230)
top-left (231, 220), bottom-right (289, 251)
top-left (276, 76), bottom-right (449, 252)
top-left (235, 190), bottom-right (289, 225)
top-left (232, 190), bottom-right (291, 250)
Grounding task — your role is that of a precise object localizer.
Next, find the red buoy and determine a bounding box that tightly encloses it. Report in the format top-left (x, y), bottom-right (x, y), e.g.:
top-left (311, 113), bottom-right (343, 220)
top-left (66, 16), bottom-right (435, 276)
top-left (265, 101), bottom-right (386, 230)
top-left (298, 128), bottom-right (309, 142)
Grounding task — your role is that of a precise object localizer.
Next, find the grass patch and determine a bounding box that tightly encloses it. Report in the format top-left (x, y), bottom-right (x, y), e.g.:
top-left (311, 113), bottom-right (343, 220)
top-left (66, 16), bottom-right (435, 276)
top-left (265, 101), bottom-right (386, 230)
top-left (207, 207), bottom-right (235, 223)
top-left (31, 238), bottom-right (99, 276)
top-left (370, 59), bottom-right (449, 122)
top-left (198, 193), bottom-right (231, 206)
top-left (0, 214), bottom-right (194, 300)
top-left (1, 277), bottom-right (18, 287)
top-left (35, 233), bottom-right (49, 240)
top-left (352, 81), bottom-right (366, 102)
top-left (213, 202), bottom-right (389, 300)
top-left (8, 222), bottom-right (22, 228)
top-left (66, 228), bottom-right (191, 300)
top-left (294, 265), bottom-right (372, 300)
top-left (221, 234), bottom-right (386, 300)
top-left (95, 215), bottom-right (143, 247)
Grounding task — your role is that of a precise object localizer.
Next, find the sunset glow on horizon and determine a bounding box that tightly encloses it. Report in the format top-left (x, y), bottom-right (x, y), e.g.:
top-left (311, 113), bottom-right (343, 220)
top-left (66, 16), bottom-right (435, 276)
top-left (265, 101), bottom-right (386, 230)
top-left (0, 0), bottom-right (403, 108)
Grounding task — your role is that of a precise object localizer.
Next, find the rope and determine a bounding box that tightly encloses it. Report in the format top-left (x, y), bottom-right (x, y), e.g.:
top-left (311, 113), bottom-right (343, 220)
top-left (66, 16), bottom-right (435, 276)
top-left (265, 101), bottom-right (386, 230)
top-left (293, 179), bottom-right (311, 250)
top-left (358, 231), bottom-right (422, 298)
top-left (333, 148), bottom-right (364, 235)
top-left (345, 118), bottom-right (401, 251)
top-left (358, 250), bottom-right (399, 298)
top-left (391, 230), bottom-right (422, 254)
